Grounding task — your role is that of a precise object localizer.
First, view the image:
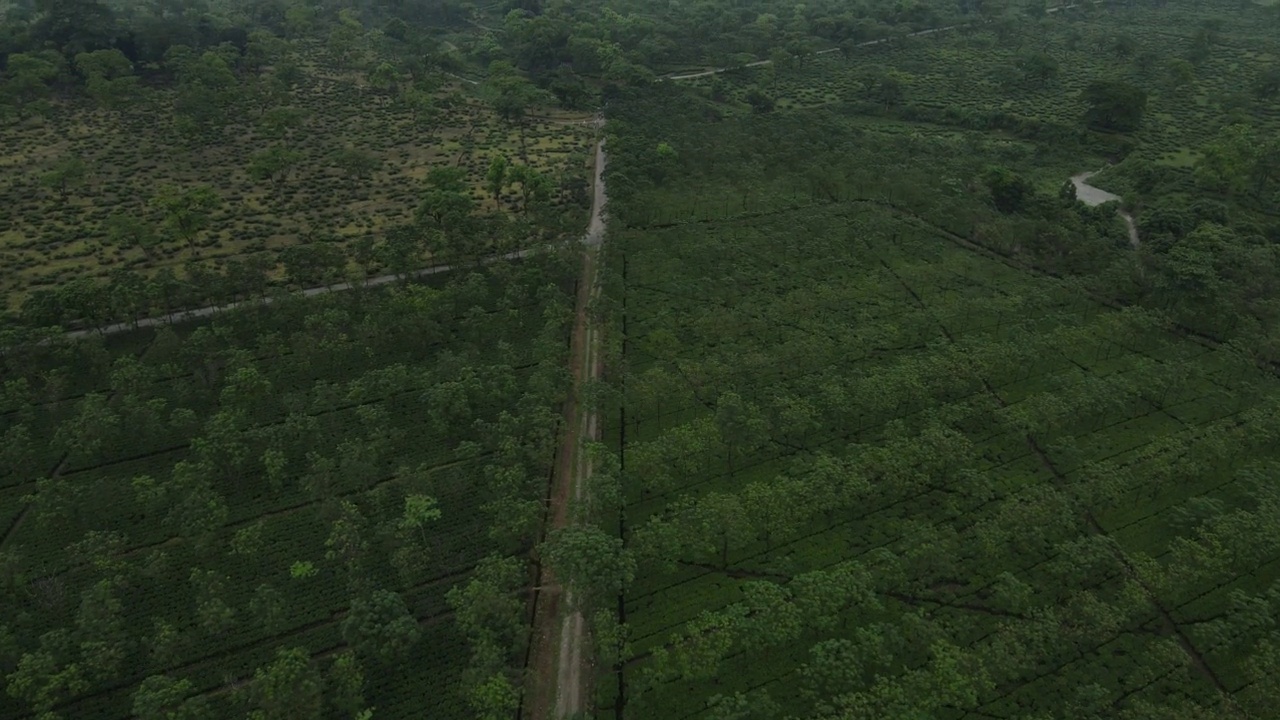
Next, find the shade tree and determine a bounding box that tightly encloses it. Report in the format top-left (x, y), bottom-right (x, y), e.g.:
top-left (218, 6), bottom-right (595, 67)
top-left (1081, 79), bottom-right (1148, 132)
top-left (152, 185), bottom-right (222, 255)
top-left (132, 675), bottom-right (212, 720)
top-left (340, 589), bottom-right (422, 663)
top-left (247, 647), bottom-right (323, 720)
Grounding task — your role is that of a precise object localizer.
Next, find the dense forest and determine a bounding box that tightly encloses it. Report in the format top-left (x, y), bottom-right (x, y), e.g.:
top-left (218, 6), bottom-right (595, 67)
top-left (2, 0), bottom-right (1280, 718)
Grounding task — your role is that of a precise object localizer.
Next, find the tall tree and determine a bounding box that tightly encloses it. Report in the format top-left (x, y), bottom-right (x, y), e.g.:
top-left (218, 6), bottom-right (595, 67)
top-left (247, 648), bottom-right (323, 720)
top-left (132, 675), bottom-right (212, 720)
top-left (1081, 79), bottom-right (1148, 132)
top-left (153, 186), bottom-right (221, 255)
top-left (340, 589), bottom-right (422, 663)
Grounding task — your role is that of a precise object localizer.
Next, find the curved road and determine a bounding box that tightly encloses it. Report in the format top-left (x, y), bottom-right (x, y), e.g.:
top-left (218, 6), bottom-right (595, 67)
top-left (1072, 171), bottom-right (1140, 247)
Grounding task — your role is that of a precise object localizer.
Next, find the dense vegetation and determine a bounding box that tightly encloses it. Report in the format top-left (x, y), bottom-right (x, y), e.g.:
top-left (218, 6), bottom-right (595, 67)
top-left (3, 0), bottom-right (1280, 717)
top-left (0, 254), bottom-right (576, 718)
top-left (583, 0), bottom-right (1280, 718)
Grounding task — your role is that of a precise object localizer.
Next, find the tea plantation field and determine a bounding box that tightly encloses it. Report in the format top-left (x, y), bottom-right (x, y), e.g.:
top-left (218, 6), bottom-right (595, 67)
top-left (610, 203), bottom-right (1280, 718)
top-left (0, 255), bottom-right (576, 718)
top-left (597, 66), bottom-right (1280, 717)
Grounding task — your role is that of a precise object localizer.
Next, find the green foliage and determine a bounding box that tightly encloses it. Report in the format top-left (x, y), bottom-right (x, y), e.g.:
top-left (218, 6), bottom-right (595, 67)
top-left (541, 525), bottom-right (635, 602)
top-left (1081, 78), bottom-right (1148, 132)
top-left (248, 146), bottom-right (304, 188)
top-left (131, 675), bottom-right (211, 720)
top-left (340, 590), bottom-right (422, 663)
top-left (983, 165), bottom-right (1036, 214)
top-left (248, 648), bottom-right (323, 720)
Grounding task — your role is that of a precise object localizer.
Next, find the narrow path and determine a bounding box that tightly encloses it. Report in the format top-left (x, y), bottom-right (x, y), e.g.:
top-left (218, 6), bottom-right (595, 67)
top-left (527, 137), bottom-right (608, 720)
top-left (66, 249), bottom-right (533, 339)
top-left (1072, 171), bottom-right (1140, 248)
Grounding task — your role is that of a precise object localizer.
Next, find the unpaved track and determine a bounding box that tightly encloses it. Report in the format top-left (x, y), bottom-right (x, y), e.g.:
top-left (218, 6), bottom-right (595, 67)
top-left (528, 136), bottom-right (607, 720)
top-left (64, 249), bottom-right (536, 339)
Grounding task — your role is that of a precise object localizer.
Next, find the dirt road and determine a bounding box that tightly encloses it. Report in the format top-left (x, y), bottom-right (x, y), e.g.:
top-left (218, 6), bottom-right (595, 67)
top-left (526, 137), bottom-right (607, 720)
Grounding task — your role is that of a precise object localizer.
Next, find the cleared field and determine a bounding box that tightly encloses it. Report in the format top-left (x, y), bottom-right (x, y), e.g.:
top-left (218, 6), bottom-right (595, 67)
top-left (0, 44), bottom-right (595, 311)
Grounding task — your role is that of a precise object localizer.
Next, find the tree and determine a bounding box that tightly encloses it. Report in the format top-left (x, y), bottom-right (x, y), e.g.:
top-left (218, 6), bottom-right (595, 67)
top-left (378, 226), bottom-right (424, 278)
top-left (541, 525), bottom-right (635, 603)
top-left (416, 167), bottom-right (475, 228)
top-left (506, 164), bottom-right (551, 213)
top-left (249, 584), bottom-right (287, 633)
top-left (332, 148), bottom-right (381, 189)
top-left (1111, 33), bottom-right (1139, 58)
top-left (248, 648), bottom-right (323, 720)
top-left (324, 499), bottom-right (369, 578)
top-left (259, 106), bottom-right (308, 142)
top-left (341, 589), bottom-right (422, 663)
top-left (153, 186), bottom-right (221, 255)
top-left (280, 242), bottom-right (345, 288)
top-left (132, 675), bottom-right (212, 720)
top-left (75, 49), bottom-right (141, 111)
top-left (328, 652), bottom-right (366, 717)
top-left (1081, 79), bottom-right (1148, 132)
top-left (32, 0), bottom-right (116, 56)
top-left (190, 569), bottom-right (237, 636)
top-left (1018, 53), bottom-right (1058, 86)
top-left (243, 31), bottom-right (286, 76)
top-left (172, 51), bottom-right (242, 136)
top-left (103, 212), bottom-right (160, 258)
top-left (2, 52), bottom-right (60, 117)
top-left (1166, 58), bottom-right (1196, 91)
top-left (53, 392), bottom-right (119, 465)
top-left (868, 72), bottom-right (906, 108)
top-left (447, 555), bottom-right (526, 651)
top-left (1195, 124), bottom-right (1256, 196)
top-left (714, 391), bottom-right (768, 474)
top-left (132, 462), bottom-right (229, 546)
top-left (983, 166), bottom-right (1035, 214)
top-left (40, 157), bottom-right (88, 201)
top-left (465, 672), bottom-right (520, 720)
top-left (75, 577), bottom-right (129, 682)
top-left (482, 61), bottom-right (548, 123)
top-left (5, 629), bottom-right (88, 717)
top-left (399, 494), bottom-right (442, 547)
top-left (399, 87), bottom-right (438, 130)
top-left (248, 145), bottom-right (304, 192)
top-left (486, 155), bottom-right (508, 203)
top-left (745, 86), bottom-right (775, 113)
top-left (368, 62), bottom-right (399, 96)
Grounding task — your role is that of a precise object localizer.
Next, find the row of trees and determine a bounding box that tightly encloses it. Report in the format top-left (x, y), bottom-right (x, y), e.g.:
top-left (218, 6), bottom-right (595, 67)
top-left (590, 31), bottom-right (1280, 716)
top-left (0, 253), bottom-right (576, 718)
